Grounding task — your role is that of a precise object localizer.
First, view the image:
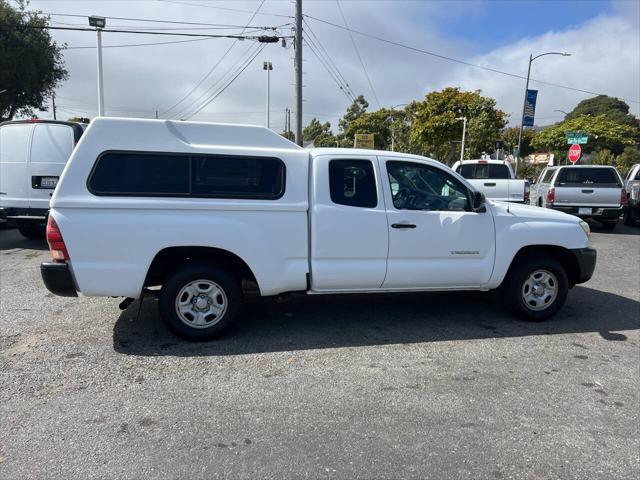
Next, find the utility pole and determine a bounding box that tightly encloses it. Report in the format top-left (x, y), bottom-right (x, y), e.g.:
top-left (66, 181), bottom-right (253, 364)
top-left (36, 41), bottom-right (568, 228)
top-left (89, 16), bottom-right (106, 116)
top-left (456, 116), bottom-right (467, 162)
top-left (294, 0), bottom-right (303, 146)
top-left (263, 61), bottom-right (273, 128)
top-left (52, 93), bottom-right (57, 120)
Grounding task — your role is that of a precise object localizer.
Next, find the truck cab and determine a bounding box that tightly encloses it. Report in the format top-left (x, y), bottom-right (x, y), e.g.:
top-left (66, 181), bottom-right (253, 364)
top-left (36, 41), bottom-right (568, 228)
top-left (451, 159), bottom-right (529, 203)
top-left (40, 118), bottom-right (596, 340)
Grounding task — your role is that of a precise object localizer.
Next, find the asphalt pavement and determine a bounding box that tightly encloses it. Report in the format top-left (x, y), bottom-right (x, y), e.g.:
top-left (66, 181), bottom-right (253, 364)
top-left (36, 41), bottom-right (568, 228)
top-left (0, 223), bottom-right (638, 479)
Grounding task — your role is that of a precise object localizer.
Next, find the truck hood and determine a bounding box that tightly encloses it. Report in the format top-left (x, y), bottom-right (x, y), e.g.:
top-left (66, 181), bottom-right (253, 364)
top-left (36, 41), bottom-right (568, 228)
top-left (489, 200), bottom-right (580, 224)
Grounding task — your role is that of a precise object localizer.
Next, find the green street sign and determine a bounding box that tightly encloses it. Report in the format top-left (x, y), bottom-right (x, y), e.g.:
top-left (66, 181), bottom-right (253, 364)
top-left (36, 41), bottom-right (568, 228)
top-left (566, 131), bottom-right (589, 144)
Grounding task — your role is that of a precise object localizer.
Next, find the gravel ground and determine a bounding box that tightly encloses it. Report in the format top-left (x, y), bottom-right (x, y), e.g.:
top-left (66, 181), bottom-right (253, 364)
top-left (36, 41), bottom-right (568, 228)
top-left (0, 223), bottom-right (638, 480)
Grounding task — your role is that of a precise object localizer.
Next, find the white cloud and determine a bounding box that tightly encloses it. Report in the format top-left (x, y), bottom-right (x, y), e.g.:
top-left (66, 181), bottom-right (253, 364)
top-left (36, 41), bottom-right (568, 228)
top-left (27, 0), bottom-right (639, 132)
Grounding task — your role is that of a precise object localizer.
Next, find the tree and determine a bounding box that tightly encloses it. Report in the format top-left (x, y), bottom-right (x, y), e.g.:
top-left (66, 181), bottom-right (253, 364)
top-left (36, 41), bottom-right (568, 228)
top-left (531, 114), bottom-right (639, 157)
top-left (313, 133), bottom-right (338, 148)
top-left (616, 146), bottom-right (640, 177)
top-left (67, 116), bottom-right (91, 124)
top-left (0, 1), bottom-right (68, 121)
top-left (565, 95), bottom-right (639, 127)
top-left (303, 118), bottom-right (332, 142)
top-left (592, 149), bottom-right (616, 166)
top-left (409, 88), bottom-right (507, 164)
top-left (341, 108), bottom-right (394, 150)
top-left (338, 95), bottom-right (369, 132)
top-left (500, 126), bottom-right (536, 157)
top-left (280, 130), bottom-right (295, 141)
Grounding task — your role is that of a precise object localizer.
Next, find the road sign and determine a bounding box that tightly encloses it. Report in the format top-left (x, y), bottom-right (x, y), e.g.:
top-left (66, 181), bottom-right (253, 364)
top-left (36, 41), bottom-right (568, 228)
top-left (566, 131), bottom-right (589, 144)
top-left (568, 144), bottom-right (582, 164)
top-left (354, 133), bottom-right (374, 149)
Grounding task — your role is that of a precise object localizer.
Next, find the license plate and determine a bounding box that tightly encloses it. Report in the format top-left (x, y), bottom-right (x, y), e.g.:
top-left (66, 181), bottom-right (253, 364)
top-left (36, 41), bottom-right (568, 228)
top-left (578, 207), bottom-right (592, 215)
top-left (40, 177), bottom-right (58, 188)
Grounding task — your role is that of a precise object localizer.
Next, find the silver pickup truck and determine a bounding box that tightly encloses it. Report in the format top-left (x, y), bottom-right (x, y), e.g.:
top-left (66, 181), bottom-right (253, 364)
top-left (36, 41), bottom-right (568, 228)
top-left (531, 165), bottom-right (627, 230)
top-left (452, 159), bottom-right (529, 203)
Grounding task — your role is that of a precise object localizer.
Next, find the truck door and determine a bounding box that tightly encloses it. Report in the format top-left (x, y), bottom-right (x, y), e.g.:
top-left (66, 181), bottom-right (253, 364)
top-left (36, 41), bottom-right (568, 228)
top-left (380, 158), bottom-right (495, 289)
top-left (310, 154), bottom-right (388, 290)
top-left (0, 123), bottom-right (33, 210)
top-left (28, 123), bottom-right (75, 210)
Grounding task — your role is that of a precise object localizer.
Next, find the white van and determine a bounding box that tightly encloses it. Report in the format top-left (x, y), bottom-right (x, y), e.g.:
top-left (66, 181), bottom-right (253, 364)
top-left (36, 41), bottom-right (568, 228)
top-left (0, 120), bottom-right (85, 238)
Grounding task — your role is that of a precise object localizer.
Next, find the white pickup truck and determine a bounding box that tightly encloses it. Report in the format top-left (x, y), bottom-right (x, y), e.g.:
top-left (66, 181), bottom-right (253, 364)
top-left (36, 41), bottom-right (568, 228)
top-left (41, 118), bottom-right (596, 340)
top-left (452, 159), bottom-right (529, 203)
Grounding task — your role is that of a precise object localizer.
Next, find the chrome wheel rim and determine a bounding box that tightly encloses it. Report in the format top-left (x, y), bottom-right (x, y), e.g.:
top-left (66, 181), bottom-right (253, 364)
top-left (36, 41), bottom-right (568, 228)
top-left (175, 279), bottom-right (227, 329)
top-left (521, 269), bottom-right (558, 311)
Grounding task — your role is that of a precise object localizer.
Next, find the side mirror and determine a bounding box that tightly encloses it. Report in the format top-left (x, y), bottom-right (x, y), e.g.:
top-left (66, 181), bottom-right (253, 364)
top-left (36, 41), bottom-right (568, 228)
top-left (471, 191), bottom-right (486, 212)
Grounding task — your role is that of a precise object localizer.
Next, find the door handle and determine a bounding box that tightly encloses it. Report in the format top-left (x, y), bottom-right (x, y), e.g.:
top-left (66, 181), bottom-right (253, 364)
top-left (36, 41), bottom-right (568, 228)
top-left (581, 189), bottom-right (594, 193)
top-left (484, 182), bottom-right (496, 187)
top-left (391, 223), bottom-right (416, 229)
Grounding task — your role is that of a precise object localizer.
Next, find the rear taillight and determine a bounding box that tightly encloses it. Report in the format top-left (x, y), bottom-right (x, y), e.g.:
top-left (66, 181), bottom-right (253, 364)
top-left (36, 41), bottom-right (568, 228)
top-left (546, 187), bottom-right (555, 205)
top-left (621, 189), bottom-right (628, 206)
top-left (46, 216), bottom-right (69, 262)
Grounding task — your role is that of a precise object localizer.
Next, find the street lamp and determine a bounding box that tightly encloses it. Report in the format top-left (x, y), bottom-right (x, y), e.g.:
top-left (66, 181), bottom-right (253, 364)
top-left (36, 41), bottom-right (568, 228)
top-left (516, 51), bottom-right (571, 175)
top-left (263, 61), bottom-right (273, 128)
top-left (88, 15), bottom-right (106, 116)
top-left (456, 116), bottom-right (467, 162)
top-left (388, 103), bottom-right (408, 151)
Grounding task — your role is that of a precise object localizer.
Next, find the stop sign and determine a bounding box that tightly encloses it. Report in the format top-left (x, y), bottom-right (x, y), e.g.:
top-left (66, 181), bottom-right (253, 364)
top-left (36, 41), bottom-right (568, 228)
top-left (568, 144), bottom-right (582, 164)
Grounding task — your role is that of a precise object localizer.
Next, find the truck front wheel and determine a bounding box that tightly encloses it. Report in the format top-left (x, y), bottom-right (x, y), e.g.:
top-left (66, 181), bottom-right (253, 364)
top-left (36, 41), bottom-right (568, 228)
top-left (158, 263), bottom-right (241, 340)
top-left (502, 256), bottom-right (568, 321)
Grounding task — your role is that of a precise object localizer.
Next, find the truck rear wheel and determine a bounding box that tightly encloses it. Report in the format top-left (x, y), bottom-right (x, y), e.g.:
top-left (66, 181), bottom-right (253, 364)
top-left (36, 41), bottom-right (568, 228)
top-left (17, 222), bottom-right (46, 239)
top-left (502, 256), bottom-right (568, 321)
top-left (158, 263), bottom-right (241, 341)
top-left (601, 221), bottom-right (617, 231)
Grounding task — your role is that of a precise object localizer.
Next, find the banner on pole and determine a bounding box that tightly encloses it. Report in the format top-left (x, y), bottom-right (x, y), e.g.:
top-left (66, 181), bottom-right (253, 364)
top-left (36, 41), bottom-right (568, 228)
top-left (523, 89), bottom-right (538, 127)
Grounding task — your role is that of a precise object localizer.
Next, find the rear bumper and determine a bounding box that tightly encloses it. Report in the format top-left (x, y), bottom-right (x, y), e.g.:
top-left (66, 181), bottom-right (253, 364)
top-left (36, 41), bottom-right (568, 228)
top-left (549, 205), bottom-right (625, 220)
top-left (0, 207), bottom-right (49, 222)
top-left (569, 247), bottom-right (597, 285)
top-left (41, 262), bottom-right (78, 297)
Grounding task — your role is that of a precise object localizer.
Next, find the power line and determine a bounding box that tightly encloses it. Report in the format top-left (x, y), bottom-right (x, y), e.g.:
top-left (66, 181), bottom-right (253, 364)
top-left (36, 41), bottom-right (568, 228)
top-left (42, 12), bottom-right (282, 30)
top-left (1, 24), bottom-right (286, 41)
top-left (303, 18), bottom-right (355, 100)
top-left (65, 37), bottom-right (225, 50)
top-left (335, 0), bottom-right (381, 108)
top-left (184, 44), bottom-right (267, 120)
top-left (156, 0), bottom-right (293, 19)
top-left (304, 14), bottom-right (640, 104)
top-left (161, 0), bottom-right (267, 117)
top-left (303, 38), bottom-right (353, 102)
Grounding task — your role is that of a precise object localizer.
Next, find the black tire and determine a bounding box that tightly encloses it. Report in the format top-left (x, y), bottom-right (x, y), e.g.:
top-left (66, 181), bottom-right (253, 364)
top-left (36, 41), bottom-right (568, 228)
top-left (623, 208), bottom-right (638, 226)
top-left (158, 262), bottom-right (241, 341)
top-left (501, 256), bottom-right (569, 322)
top-left (17, 223), bottom-right (46, 239)
top-left (601, 221), bottom-right (617, 231)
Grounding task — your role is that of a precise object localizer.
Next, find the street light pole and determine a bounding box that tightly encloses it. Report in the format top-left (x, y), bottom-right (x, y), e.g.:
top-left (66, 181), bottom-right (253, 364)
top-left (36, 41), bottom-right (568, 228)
top-left (89, 16), bottom-right (106, 116)
top-left (388, 103), bottom-right (408, 152)
top-left (263, 61), bottom-right (273, 128)
top-left (516, 51), bottom-right (570, 176)
top-left (456, 116), bottom-right (467, 162)
top-left (294, 0), bottom-right (303, 146)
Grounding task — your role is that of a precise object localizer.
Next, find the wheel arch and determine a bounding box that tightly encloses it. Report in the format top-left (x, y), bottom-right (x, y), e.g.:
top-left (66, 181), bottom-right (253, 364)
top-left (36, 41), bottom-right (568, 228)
top-left (144, 246), bottom-right (260, 298)
top-left (502, 245), bottom-right (581, 287)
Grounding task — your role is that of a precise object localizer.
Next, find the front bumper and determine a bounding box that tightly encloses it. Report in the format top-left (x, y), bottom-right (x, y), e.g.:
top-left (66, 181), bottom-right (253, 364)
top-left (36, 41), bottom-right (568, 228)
top-left (41, 262), bottom-right (77, 297)
top-left (569, 247), bottom-right (597, 285)
top-left (549, 205), bottom-right (625, 220)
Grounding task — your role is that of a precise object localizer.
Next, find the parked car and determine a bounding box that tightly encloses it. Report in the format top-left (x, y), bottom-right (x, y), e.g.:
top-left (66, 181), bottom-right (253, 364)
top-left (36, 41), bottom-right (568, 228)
top-left (530, 165), bottom-right (627, 230)
top-left (0, 119), bottom-right (85, 238)
top-left (41, 118), bottom-right (596, 340)
top-left (623, 163), bottom-right (640, 226)
top-left (451, 159), bottom-right (529, 203)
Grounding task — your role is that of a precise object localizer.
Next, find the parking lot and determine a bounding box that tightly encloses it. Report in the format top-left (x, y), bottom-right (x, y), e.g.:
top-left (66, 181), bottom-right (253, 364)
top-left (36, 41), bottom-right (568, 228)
top-left (0, 224), bottom-right (638, 479)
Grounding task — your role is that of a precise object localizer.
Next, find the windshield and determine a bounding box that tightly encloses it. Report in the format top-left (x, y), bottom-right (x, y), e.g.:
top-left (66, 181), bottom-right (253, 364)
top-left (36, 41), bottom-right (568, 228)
top-left (456, 163), bottom-right (511, 179)
top-left (556, 167), bottom-right (621, 186)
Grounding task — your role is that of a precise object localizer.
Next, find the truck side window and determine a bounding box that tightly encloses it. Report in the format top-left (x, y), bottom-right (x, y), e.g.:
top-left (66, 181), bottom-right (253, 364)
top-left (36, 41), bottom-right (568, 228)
top-left (542, 169), bottom-right (555, 183)
top-left (386, 161), bottom-right (469, 212)
top-left (329, 159), bottom-right (377, 208)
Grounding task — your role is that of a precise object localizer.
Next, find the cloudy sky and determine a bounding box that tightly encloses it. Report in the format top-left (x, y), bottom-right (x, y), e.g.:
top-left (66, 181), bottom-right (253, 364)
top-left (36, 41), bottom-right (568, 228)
top-left (22, 0), bottom-right (640, 132)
